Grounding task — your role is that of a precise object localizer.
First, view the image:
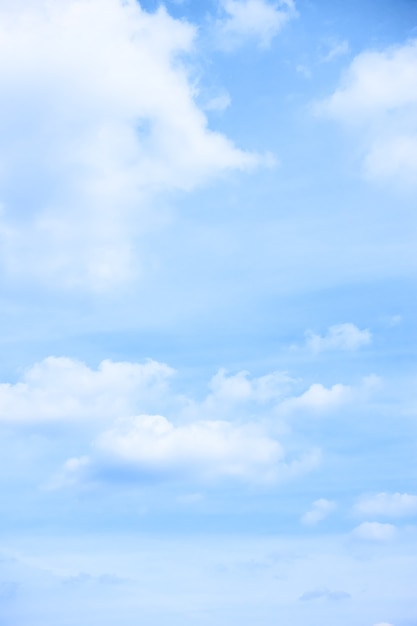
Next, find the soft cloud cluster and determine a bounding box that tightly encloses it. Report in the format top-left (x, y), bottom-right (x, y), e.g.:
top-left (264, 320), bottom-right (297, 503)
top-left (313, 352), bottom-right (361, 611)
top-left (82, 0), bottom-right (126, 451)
top-left (354, 492), bottom-right (417, 519)
top-left (0, 0), bottom-right (259, 289)
top-left (305, 323), bottom-right (371, 353)
top-left (0, 355), bottom-right (383, 486)
top-left (318, 39), bottom-right (417, 184)
top-left (301, 498), bottom-right (336, 525)
top-left (216, 0), bottom-right (296, 50)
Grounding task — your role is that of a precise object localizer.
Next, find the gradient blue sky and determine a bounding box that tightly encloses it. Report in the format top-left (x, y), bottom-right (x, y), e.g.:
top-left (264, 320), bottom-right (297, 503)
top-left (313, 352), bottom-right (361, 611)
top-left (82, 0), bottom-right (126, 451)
top-left (0, 1), bottom-right (416, 625)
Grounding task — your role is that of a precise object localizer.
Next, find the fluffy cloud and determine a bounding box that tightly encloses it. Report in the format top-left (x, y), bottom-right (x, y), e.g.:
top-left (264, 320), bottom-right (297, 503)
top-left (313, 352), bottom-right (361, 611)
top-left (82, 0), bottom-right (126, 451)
top-left (351, 522), bottom-right (396, 542)
top-left (0, 356), bottom-right (174, 423)
top-left (216, 0), bottom-right (296, 50)
top-left (279, 382), bottom-right (352, 414)
top-left (305, 323), bottom-right (371, 353)
top-left (93, 414), bottom-right (286, 483)
top-left (301, 498), bottom-right (336, 525)
top-left (56, 415), bottom-right (321, 487)
top-left (0, 0), bottom-right (259, 289)
top-left (354, 493), bottom-right (417, 519)
top-left (0, 356), bottom-right (378, 427)
top-left (317, 39), bottom-right (417, 184)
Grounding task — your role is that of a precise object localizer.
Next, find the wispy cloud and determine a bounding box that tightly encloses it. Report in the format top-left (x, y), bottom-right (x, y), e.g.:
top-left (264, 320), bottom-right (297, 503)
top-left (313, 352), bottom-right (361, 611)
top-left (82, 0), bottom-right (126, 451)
top-left (215, 0), bottom-right (297, 50)
top-left (301, 498), bottom-right (336, 525)
top-left (354, 492), bottom-right (417, 519)
top-left (305, 323), bottom-right (371, 353)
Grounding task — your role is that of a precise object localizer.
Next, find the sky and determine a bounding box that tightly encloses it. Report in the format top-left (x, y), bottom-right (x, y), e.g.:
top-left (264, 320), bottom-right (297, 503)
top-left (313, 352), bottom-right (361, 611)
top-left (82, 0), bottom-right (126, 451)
top-left (0, 0), bottom-right (416, 624)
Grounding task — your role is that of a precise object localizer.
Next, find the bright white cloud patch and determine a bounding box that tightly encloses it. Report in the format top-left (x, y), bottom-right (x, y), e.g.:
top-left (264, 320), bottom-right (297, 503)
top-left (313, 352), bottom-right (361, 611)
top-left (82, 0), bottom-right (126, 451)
top-left (352, 522), bottom-right (396, 541)
top-left (94, 414), bottom-right (286, 483)
top-left (305, 323), bottom-right (371, 353)
top-left (0, 357), bottom-right (174, 423)
top-left (301, 498), bottom-right (336, 525)
top-left (318, 39), bottom-right (417, 184)
top-left (0, 0), bottom-right (259, 289)
top-left (216, 0), bottom-right (296, 50)
top-left (354, 493), bottom-right (417, 519)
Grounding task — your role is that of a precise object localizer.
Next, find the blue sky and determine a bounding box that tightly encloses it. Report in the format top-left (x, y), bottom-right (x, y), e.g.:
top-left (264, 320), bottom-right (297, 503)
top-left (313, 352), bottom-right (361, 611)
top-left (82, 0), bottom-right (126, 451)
top-left (0, 0), bottom-right (416, 624)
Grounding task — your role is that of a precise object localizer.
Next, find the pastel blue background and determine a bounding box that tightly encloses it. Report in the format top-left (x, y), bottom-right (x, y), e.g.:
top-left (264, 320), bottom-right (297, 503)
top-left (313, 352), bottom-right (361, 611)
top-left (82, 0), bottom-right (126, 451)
top-left (0, 1), bottom-right (416, 625)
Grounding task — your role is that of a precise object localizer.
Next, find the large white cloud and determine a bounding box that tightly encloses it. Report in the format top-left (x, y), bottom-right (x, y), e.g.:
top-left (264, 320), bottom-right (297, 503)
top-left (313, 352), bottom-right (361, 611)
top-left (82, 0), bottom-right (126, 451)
top-left (0, 0), bottom-right (260, 289)
top-left (216, 0), bottom-right (296, 50)
top-left (95, 414), bottom-right (285, 483)
top-left (354, 492), bottom-right (417, 519)
top-left (317, 39), bottom-right (417, 185)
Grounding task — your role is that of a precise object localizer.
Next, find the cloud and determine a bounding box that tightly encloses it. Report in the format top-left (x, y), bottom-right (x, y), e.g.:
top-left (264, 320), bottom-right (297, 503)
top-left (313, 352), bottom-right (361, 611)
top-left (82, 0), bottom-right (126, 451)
top-left (305, 323), bottom-right (371, 353)
top-left (320, 39), bottom-right (350, 63)
top-left (95, 414), bottom-right (283, 483)
top-left (279, 382), bottom-right (352, 414)
top-left (354, 493), bottom-right (417, 519)
top-left (0, 357), bottom-right (174, 423)
top-left (0, 0), bottom-right (261, 289)
top-left (301, 498), bottom-right (336, 525)
top-left (215, 0), bottom-right (297, 50)
top-left (316, 39), bottom-right (417, 185)
top-left (373, 623), bottom-right (394, 626)
top-left (59, 414), bottom-right (320, 486)
top-left (299, 587), bottom-right (351, 602)
top-left (351, 522), bottom-right (396, 542)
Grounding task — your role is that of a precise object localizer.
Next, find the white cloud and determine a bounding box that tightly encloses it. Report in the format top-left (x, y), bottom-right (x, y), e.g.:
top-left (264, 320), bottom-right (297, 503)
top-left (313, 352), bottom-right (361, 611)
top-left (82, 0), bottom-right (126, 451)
top-left (279, 382), bottom-right (352, 414)
top-left (0, 356), bottom-right (174, 423)
top-left (0, 0), bottom-right (261, 289)
top-left (354, 493), bottom-right (417, 519)
top-left (305, 323), bottom-right (371, 353)
top-left (216, 0), bottom-right (296, 50)
top-left (351, 522), bottom-right (396, 542)
top-left (317, 39), bottom-right (417, 185)
top-left (301, 498), bottom-right (336, 525)
top-left (373, 623), bottom-right (394, 626)
top-left (94, 414), bottom-right (284, 483)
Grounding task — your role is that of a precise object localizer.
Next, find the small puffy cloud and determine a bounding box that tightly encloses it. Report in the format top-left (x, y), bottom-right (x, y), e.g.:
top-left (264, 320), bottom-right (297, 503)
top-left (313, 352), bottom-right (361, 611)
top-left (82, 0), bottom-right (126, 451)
top-left (216, 0), bottom-right (296, 50)
top-left (373, 623), bottom-right (394, 626)
top-left (354, 493), bottom-right (417, 519)
top-left (301, 498), bottom-right (336, 525)
top-left (0, 357), bottom-right (174, 423)
top-left (351, 522), bottom-right (396, 542)
top-left (279, 382), bottom-right (352, 414)
top-left (0, 0), bottom-right (260, 289)
top-left (299, 587), bottom-right (351, 602)
top-left (305, 323), bottom-right (371, 353)
top-left (208, 368), bottom-right (294, 404)
top-left (317, 39), bottom-right (417, 185)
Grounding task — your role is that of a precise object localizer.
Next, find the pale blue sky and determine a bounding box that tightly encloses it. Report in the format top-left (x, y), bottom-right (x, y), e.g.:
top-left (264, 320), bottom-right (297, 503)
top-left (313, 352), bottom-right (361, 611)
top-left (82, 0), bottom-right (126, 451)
top-left (0, 1), bottom-right (416, 625)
